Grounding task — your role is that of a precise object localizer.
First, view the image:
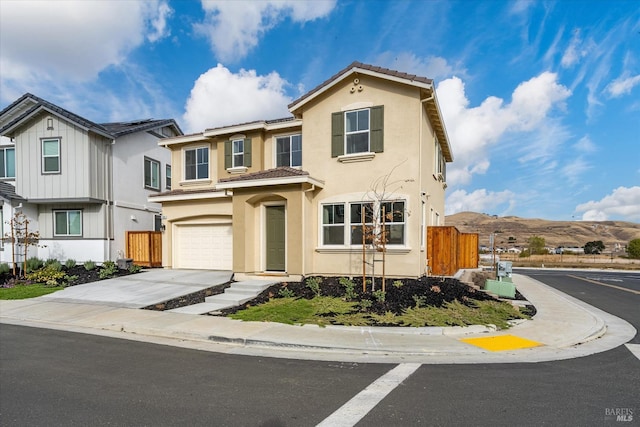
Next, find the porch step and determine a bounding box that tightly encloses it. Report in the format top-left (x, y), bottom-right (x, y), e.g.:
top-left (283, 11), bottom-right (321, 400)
top-left (168, 302), bottom-right (231, 314)
top-left (203, 279), bottom-right (278, 307)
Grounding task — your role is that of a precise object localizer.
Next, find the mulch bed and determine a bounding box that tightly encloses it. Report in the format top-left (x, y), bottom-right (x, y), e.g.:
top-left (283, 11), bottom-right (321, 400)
top-left (218, 276), bottom-right (502, 317)
top-left (0, 265), bottom-right (136, 288)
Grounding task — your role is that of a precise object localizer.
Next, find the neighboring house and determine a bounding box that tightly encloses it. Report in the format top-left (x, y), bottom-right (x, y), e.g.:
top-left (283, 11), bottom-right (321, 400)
top-left (151, 62), bottom-right (454, 279)
top-left (0, 93), bottom-right (182, 264)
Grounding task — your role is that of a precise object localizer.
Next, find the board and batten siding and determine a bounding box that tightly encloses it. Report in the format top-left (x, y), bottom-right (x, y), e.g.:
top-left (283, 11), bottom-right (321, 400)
top-left (38, 204), bottom-right (107, 239)
top-left (14, 113), bottom-right (110, 201)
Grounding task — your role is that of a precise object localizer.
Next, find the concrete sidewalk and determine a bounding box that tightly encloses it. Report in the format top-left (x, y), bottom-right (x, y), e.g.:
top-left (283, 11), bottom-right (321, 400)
top-left (0, 274), bottom-right (635, 364)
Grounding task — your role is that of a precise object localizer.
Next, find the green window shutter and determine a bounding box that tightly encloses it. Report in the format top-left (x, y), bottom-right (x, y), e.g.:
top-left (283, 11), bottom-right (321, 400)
top-left (244, 138), bottom-right (252, 167)
top-left (370, 105), bottom-right (384, 153)
top-left (331, 111), bottom-right (344, 158)
top-left (224, 141), bottom-right (232, 169)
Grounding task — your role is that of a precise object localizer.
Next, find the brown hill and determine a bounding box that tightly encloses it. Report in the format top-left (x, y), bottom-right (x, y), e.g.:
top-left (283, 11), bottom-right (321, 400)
top-left (445, 211), bottom-right (640, 251)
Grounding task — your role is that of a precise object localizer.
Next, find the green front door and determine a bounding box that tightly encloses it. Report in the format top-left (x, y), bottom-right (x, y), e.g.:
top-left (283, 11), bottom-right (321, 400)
top-left (266, 205), bottom-right (286, 271)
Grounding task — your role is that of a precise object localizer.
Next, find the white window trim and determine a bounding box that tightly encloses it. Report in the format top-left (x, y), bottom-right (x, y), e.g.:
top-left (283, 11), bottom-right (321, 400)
top-left (165, 164), bottom-right (171, 190)
top-left (344, 108), bottom-right (370, 155)
top-left (275, 133), bottom-right (302, 168)
top-left (183, 146), bottom-right (209, 181)
top-left (232, 138), bottom-right (244, 168)
top-left (317, 194), bottom-right (410, 250)
top-left (144, 157), bottom-right (160, 190)
top-left (42, 138), bottom-right (61, 174)
top-left (337, 152), bottom-right (375, 163)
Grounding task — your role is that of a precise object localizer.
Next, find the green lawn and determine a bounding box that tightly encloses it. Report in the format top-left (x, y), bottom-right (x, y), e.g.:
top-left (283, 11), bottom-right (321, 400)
top-left (0, 284), bottom-right (64, 300)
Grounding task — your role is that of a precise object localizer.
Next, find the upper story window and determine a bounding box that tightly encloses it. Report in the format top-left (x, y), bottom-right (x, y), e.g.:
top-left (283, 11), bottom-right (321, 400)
top-left (345, 109), bottom-right (370, 154)
top-left (434, 137), bottom-right (446, 181)
top-left (0, 147), bottom-right (15, 178)
top-left (144, 157), bottom-right (160, 190)
top-left (42, 138), bottom-right (60, 174)
top-left (185, 147), bottom-right (209, 180)
top-left (54, 209), bottom-right (82, 236)
top-left (331, 106), bottom-right (384, 158)
top-left (224, 138), bottom-right (252, 170)
top-left (276, 134), bottom-right (302, 167)
top-left (166, 165), bottom-right (171, 189)
top-left (232, 139), bottom-right (244, 167)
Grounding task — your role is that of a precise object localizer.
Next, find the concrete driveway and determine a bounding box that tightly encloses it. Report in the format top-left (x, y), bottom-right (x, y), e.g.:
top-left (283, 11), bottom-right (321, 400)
top-left (40, 269), bottom-right (233, 309)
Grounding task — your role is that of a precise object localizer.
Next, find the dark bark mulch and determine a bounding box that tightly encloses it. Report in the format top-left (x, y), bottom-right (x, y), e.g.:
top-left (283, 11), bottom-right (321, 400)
top-left (0, 265), bottom-right (136, 288)
top-left (143, 282), bottom-right (231, 311)
top-left (218, 276), bottom-right (501, 317)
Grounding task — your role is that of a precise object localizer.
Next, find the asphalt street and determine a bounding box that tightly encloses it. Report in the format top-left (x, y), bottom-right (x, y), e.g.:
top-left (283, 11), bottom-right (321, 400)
top-left (1, 270), bottom-right (638, 426)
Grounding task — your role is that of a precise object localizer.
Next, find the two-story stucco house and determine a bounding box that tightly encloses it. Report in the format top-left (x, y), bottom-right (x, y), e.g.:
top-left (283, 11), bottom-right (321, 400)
top-left (151, 62), bottom-right (453, 279)
top-left (0, 93), bottom-right (182, 264)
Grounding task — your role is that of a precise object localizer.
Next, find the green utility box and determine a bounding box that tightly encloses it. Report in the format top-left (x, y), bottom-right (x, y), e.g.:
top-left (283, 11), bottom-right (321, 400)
top-left (484, 279), bottom-right (516, 299)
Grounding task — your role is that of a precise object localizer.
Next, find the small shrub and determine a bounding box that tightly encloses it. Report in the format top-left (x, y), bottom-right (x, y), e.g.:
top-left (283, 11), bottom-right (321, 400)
top-left (372, 289), bottom-right (386, 303)
top-left (392, 280), bottom-right (404, 288)
top-left (47, 261), bottom-right (63, 272)
top-left (305, 277), bottom-right (322, 297)
top-left (412, 295), bottom-right (427, 308)
top-left (65, 275), bottom-right (79, 286)
top-left (278, 287), bottom-right (295, 298)
top-left (128, 264), bottom-right (142, 273)
top-left (98, 262), bottom-right (117, 279)
top-left (44, 258), bottom-right (57, 266)
top-left (25, 266), bottom-right (67, 287)
top-left (84, 260), bottom-right (96, 271)
top-left (359, 299), bottom-right (372, 311)
top-left (0, 263), bottom-right (11, 274)
top-left (26, 257), bottom-right (43, 273)
top-left (65, 259), bottom-right (77, 269)
top-left (339, 277), bottom-right (358, 300)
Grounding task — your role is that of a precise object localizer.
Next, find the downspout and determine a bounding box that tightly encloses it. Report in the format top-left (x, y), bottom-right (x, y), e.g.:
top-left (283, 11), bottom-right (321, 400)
top-left (106, 139), bottom-right (114, 261)
top-left (302, 184), bottom-right (316, 277)
top-left (420, 93), bottom-right (434, 276)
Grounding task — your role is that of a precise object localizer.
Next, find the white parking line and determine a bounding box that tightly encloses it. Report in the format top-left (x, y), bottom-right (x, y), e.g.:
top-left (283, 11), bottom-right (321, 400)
top-left (625, 344), bottom-right (640, 361)
top-left (316, 363), bottom-right (421, 427)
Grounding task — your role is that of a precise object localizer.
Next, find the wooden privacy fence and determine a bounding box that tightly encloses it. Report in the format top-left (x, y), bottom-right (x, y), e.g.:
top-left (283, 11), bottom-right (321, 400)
top-left (427, 226), bottom-right (478, 276)
top-left (126, 231), bottom-right (162, 267)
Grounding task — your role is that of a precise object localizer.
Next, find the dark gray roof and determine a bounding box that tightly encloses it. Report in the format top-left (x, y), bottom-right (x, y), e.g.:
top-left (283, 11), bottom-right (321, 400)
top-left (0, 181), bottom-right (24, 201)
top-left (0, 93), bottom-right (111, 137)
top-left (203, 116), bottom-right (297, 133)
top-left (1, 93), bottom-right (183, 139)
top-left (100, 119), bottom-right (183, 137)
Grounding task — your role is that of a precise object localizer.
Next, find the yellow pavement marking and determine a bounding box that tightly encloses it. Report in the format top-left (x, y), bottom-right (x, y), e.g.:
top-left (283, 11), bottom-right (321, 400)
top-left (567, 275), bottom-right (640, 295)
top-left (461, 335), bottom-right (543, 351)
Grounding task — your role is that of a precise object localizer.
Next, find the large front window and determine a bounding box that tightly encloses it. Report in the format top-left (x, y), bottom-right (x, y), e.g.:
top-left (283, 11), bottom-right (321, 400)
top-left (144, 157), bottom-right (160, 190)
top-left (321, 200), bottom-right (406, 246)
top-left (345, 109), bottom-right (370, 154)
top-left (54, 210), bottom-right (82, 236)
top-left (0, 147), bottom-right (15, 178)
top-left (185, 147), bottom-right (209, 180)
top-left (42, 138), bottom-right (60, 173)
top-left (276, 134), bottom-right (302, 167)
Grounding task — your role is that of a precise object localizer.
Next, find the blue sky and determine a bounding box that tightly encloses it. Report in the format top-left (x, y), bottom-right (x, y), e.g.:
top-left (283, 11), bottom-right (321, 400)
top-left (1, 0), bottom-right (638, 222)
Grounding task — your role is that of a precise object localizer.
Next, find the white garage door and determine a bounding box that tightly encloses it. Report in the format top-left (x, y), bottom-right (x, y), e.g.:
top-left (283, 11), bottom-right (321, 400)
top-left (174, 224), bottom-right (233, 270)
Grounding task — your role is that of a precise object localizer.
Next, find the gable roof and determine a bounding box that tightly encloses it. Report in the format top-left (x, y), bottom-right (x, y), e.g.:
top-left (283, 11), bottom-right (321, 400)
top-left (0, 93), bottom-right (113, 139)
top-left (0, 93), bottom-right (183, 140)
top-left (100, 119), bottom-right (183, 138)
top-left (288, 61), bottom-right (453, 162)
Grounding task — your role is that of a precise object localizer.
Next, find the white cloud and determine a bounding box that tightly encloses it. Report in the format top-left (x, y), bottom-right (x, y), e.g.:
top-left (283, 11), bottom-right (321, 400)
top-left (561, 29), bottom-right (590, 68)
top-left (606, 74), bottom-right (640, 98)
top-left (183, 64), bottom-right (292, 132)
top-left (0, 0), bottom-right (171, 99)
top-left (374, 52), bottom-right (465, 81)
top-left (573, 136), bottom-right (597, 154)
top-left (436, 72), bottom-right (571, 186)
top-left (195, 0), bottom-right (336, 62)
top-left (445, 189), bottom-right (516, 216)
top-left (575, 186), bottom-right (640, 221)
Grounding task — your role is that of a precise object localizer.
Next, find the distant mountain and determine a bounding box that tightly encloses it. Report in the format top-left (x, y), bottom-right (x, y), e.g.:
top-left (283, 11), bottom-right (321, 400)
top-left (445, 211), bottom-right (640, 250)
